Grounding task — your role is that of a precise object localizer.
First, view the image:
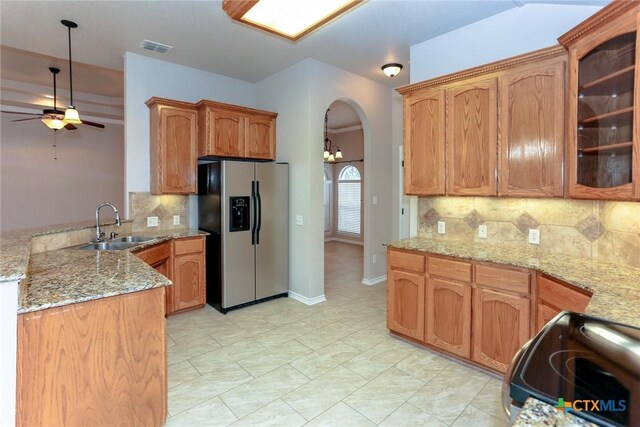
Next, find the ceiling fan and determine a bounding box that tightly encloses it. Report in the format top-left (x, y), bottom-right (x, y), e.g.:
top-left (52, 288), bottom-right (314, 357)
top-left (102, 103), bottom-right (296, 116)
top-left (1, 19), bottom-right (105, 131)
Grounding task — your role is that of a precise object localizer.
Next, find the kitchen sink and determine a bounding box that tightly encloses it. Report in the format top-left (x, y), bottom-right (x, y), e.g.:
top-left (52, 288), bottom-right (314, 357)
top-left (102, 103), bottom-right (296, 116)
top-left (111, 236), bottom-right (157, 243)
top-left (75, 241), bottom-right (140, 250)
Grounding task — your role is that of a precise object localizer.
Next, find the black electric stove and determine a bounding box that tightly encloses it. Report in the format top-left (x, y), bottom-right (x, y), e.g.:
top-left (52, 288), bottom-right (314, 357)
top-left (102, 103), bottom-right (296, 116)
top-left (504, 312), bottom-right (640, 426)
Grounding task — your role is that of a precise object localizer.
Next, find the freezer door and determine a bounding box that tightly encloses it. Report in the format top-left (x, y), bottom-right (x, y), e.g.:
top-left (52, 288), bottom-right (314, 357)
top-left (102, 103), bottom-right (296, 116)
top-left (255, 163), bottom-right (289, 299)
top-left (221, 161), bottom-right (256, 308)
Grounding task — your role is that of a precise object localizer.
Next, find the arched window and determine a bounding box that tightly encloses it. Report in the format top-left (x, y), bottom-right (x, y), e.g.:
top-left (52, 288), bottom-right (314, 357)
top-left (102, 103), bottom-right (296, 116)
top-left (337, 165), bottom-right (361, 235)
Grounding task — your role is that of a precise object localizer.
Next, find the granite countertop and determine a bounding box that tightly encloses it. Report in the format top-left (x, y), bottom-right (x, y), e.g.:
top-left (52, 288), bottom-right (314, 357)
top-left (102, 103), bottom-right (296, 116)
top-left (0, 222), bottom-right (206, 314)
top-left (513, 398), bottom-right (597, 427)
top-left (386, 237), bottom-right (640, 326)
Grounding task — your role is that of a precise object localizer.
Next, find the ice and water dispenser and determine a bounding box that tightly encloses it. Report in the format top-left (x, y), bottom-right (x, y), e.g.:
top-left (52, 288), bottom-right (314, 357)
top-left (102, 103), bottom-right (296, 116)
top-left (229, 196), bottom-right (250, 232)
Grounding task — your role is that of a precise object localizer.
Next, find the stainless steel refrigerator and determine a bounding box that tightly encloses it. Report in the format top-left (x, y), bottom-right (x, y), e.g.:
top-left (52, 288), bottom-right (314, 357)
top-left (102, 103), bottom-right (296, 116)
top-left (198, 160), bottom-right (289, 313)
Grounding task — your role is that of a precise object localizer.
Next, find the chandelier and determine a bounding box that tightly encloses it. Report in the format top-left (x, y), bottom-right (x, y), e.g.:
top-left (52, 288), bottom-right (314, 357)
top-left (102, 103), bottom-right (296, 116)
top-left (323, 108), bottom-right (343, 162)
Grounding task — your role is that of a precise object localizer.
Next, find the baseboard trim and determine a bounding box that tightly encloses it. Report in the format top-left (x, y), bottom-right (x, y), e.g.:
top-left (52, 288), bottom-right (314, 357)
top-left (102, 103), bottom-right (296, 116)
top-left (288, 291), bottom-right (327, 306)
top-left (324, 237), bottom-right (364, 246)
top-left (361, 275), bottom-right (387, 286)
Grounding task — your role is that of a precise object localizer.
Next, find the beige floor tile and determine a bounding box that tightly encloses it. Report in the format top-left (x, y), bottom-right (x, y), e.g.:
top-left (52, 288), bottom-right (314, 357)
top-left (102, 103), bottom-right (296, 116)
top-left (340, 326), bottom-right (391, 351)
top-left (378, 403), bottom-right (448, 427)
top-left (220, 365), bottom-right (309, 418)
top-left (394, 349), bottom-right (453, 383)
top-left (408, 363), bottom-right (491, 424)
top-left (168, 363), bottom-right (253, 416)
top-left (283, 365), bottom-right (367, 421)
top-left (471, 378), bottom-right (509, 421)
top-left (166, 397), bottom-right (237, 427)
top-left (189, 338), bottom-right (267, 374)
top-left (230, 399), bottom-right (306, 427)
top-left (168, 335), bottom-right (176, 348)
top-left (255, 321), bottom-right (317, 348)
top-left (306, 402), bottom-right (375, 427)
top-left (168, 360), bottom-right (201, 388)
top-left (342, 339), bottom-right (417, 380)
top-left (237, 339), bottom-right (312, 377)
top-left (451, 405), bottom-right (509, 427)
top-left (343, 367), bottom-right (425, 423)
top-left (168, 335), bottom-right (221, 366)
top-left (209, 320), bottom-right (275, 346)
top-left (290, 341), bottom-right (361, 379)
top-left (296, 321), bottom-right (358, 350)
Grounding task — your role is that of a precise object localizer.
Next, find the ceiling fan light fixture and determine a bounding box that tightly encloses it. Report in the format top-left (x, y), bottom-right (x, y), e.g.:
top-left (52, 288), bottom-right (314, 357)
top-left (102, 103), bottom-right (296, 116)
top-left (42, 117), bottom-right (65, 130)
top-left (63, 106), bottom-right (82, 124)
top-left (382, 63), bottom-right (403, 77)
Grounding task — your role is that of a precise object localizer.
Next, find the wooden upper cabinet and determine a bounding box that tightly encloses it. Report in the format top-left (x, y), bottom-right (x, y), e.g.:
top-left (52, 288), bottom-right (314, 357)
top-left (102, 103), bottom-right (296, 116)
top-left (559, 1), bottom-right (640, 200)
top-left (197, 100), bottom-right (277, 160)
top-left (404, 89), bottom-right (446, 195)
top-left (446, 78), bottom-right (498, 196)
top-left (499, 58), bottom-right (566, 197)
top-left (147, 98), bottom-right (198, 195)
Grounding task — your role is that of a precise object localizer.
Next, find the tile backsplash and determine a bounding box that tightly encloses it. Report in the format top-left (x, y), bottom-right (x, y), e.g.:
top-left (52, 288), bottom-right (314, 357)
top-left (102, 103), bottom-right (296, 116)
top-left (129, 192), bottom-right (189, 232)
top-left (419, 197), bottom-right (640, 268)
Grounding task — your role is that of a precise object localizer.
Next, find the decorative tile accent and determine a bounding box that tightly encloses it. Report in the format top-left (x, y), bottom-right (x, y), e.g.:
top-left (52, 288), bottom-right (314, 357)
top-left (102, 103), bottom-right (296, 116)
top-left (152, 204), bottom-right (169, 219)
top-left (422, 208), bottom-right (441, 227)
top-left (575, 216), bottom-right (605, 242)
top-left (514, 212), bottom-right (540, 236)
top-left (464, 210), bottom-right (484, 230)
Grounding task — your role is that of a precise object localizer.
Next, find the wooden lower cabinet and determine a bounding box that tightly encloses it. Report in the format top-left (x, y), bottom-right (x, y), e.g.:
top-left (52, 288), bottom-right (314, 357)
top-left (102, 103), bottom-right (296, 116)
top-left (134, 242), bottom-right (174, 313)
top-left (172, 237), bottom-right (206, 313)
top-left (472, 287), bottom-right (531, 373)
top-left (536, 273), bottom-right (592, 331)
top-left (425, 277), bottom-right (472, 358)
top-left (17, 288), bottom-right (167, 427)
top-left (387, 269), bottom-right (425, 341)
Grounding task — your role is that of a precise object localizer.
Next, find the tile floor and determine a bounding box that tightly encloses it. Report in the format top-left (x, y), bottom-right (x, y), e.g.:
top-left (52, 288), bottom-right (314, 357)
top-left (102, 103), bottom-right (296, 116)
top-left (166, 242), bottom-right (510, 426)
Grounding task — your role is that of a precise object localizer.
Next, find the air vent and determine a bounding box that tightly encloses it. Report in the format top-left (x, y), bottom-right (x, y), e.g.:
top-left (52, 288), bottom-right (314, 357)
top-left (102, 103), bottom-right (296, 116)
top-left (140, 40), bottom-right (173, 54)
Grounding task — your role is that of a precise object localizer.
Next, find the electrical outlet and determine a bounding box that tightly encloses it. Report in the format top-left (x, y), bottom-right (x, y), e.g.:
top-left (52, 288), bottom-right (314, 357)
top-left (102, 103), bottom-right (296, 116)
top-left (437, 221), bottom-right (446, 234)
top-left (372, 254), bottom-right (377, 264)
top-left (478, 224), bottom-right (488, 239)
top-left (528, 229), bottom-right (540, 245)
top-left (296, 215), bottom-right (304, 226)
top-left (173, 215), bottom-right (180, 225)
top-left (147, 216), bottom-right (159, 227)
top-left (373, 196), bottom-right (378, 205)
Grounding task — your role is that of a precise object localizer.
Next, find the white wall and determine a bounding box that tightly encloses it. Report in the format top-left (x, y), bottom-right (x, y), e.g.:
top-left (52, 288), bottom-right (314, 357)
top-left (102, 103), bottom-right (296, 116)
top-left (0, 116), bottom-right (124, 231)
top-left (256, 58), bottom-right (394, 300)
top-left (123, 52), bottom-right (256, 223)
top-left (410, 3), bottom-right (604, 83)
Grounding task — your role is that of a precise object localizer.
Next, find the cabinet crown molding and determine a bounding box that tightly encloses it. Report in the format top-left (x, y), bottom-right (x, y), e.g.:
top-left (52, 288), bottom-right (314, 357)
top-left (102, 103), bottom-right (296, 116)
top-left (195, 99), bottom-right (278, 118)
top-left (145, 97), bottom-right (197, 109)
top-left (396, 45), bottom-right (566, 95)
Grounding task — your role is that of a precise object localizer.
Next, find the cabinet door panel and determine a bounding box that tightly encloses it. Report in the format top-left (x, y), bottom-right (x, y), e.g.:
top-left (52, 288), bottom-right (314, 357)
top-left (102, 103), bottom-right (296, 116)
top-left (245, 116), bottom-right (275, 159)
top-left (472, 288), bottom-right (531, 373)
top-left (425, 278), bottom-right (472, 358)
top-left (158, 107), bottom-right (197, 194)
top-left (447, 79), bottom-right (498, 196)
top-left (212, 109), bottom-right (244, 157)
top-left (174, 253), bottom-right (205, 311)
top-left (404, 89), bottom-right (446, 195)
top-left (388, 269), bottom-right (425, 341)
top-left (499, 59), bottom-right (566, 197)
top-left (537, 302), bottom-right (561, 331)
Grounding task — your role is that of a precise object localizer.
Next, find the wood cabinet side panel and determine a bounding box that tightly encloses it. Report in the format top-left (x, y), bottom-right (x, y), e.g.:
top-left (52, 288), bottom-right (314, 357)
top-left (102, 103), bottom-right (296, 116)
top-left (17, 288), bottom-right (167, 427)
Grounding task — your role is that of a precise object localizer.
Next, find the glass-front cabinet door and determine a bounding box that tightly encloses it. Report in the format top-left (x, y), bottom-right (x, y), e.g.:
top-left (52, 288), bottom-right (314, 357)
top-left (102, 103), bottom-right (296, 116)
top-left (561, 2), bottom-right (640, 200)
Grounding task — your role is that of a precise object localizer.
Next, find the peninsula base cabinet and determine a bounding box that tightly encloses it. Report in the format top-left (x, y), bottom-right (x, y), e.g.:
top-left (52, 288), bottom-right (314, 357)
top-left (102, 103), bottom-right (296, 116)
top-left (16, 287), bottom-right (167, 427)
top-left (387, 249), bottom-right (426, 341)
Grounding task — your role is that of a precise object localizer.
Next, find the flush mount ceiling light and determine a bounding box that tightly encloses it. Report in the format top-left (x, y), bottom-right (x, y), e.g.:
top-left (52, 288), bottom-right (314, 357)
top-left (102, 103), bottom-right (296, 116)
top-left (222, 0), bottom-right (365, 42)
top-left (381, 63), bottom-right (403, 77)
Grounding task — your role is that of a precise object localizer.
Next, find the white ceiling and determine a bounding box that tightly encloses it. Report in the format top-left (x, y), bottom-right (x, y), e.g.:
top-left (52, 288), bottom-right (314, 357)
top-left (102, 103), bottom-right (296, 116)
top-left (327, 100), bottom-right (362, 130)
top-left (0, 0), bottom-right (608, 90)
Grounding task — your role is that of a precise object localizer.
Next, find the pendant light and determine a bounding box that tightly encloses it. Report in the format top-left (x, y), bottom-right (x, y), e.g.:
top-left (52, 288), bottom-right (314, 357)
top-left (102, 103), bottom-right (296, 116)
top-left (62, 19), bottom-right (82, 125)
top-left (41, 67), bottom-right (65, 130)
top-left (323, 108), bottom-right (343, 162)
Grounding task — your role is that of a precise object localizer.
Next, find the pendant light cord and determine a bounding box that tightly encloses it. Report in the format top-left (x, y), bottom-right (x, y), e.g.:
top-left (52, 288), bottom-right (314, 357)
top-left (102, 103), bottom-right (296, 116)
top-left (67, 26), bottom-right (74, 106)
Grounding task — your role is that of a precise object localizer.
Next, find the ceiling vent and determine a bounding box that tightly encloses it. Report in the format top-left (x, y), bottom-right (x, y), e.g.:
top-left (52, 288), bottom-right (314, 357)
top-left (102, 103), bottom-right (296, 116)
top-left (140, 40), bottom-right (173, 54)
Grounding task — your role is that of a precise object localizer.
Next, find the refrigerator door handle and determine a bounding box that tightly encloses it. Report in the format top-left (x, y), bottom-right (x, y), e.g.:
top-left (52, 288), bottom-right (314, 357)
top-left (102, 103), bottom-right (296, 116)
top-left (251, 180), bottom-right (258, 245)
top-left (256, 180), bottom-right (262, 245)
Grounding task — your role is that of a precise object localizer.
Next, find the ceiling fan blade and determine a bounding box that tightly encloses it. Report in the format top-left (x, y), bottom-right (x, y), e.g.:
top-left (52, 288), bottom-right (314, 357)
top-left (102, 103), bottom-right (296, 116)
top-left (12, 117), bottom-right (43, 122)
top-left (80, 120), bottom-right (105, 129)
top-left (64, 123), bottom-right (78, 130)
top-left (2, 110), bottom-right (43, 116)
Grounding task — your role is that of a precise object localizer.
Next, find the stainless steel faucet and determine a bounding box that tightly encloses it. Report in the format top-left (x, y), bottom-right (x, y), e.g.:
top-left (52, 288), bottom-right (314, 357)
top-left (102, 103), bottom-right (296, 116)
top-left (95, 202), bottom-right (121, 242)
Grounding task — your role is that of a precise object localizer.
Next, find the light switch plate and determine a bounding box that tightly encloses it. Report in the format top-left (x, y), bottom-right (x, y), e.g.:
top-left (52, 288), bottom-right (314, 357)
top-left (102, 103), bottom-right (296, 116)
top-left (372, 254), bottom-right (377, 264)
top-left (373, 196), bottom-right (378, 205)
top-left (478, 224), bottom-right (488, 239)
top-left (296, 215), bottom-right (304, 226)
top-left (528, 229), bottom-right (540, 245)
top-left (173, 215), bottom-right (180, 225)
top-left (437, 221), bottom-right (446, 234)
top-left (147, 216), bottom-right (159, 227)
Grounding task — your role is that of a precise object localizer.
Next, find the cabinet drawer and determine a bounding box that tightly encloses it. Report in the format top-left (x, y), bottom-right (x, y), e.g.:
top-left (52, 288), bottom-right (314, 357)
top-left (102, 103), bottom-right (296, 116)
top-left (174, 237), bottom-right (204, 256)
top-left (388, 249), bottom-right (425, 273)
top-left (134, 242), bottom-right (170, 266)
top-left (475, 264), bottom-right (530, 295)
top-left (538, 275), bottom-right (591, 312)
top-left (428, 256), bottom-right (472, 283)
